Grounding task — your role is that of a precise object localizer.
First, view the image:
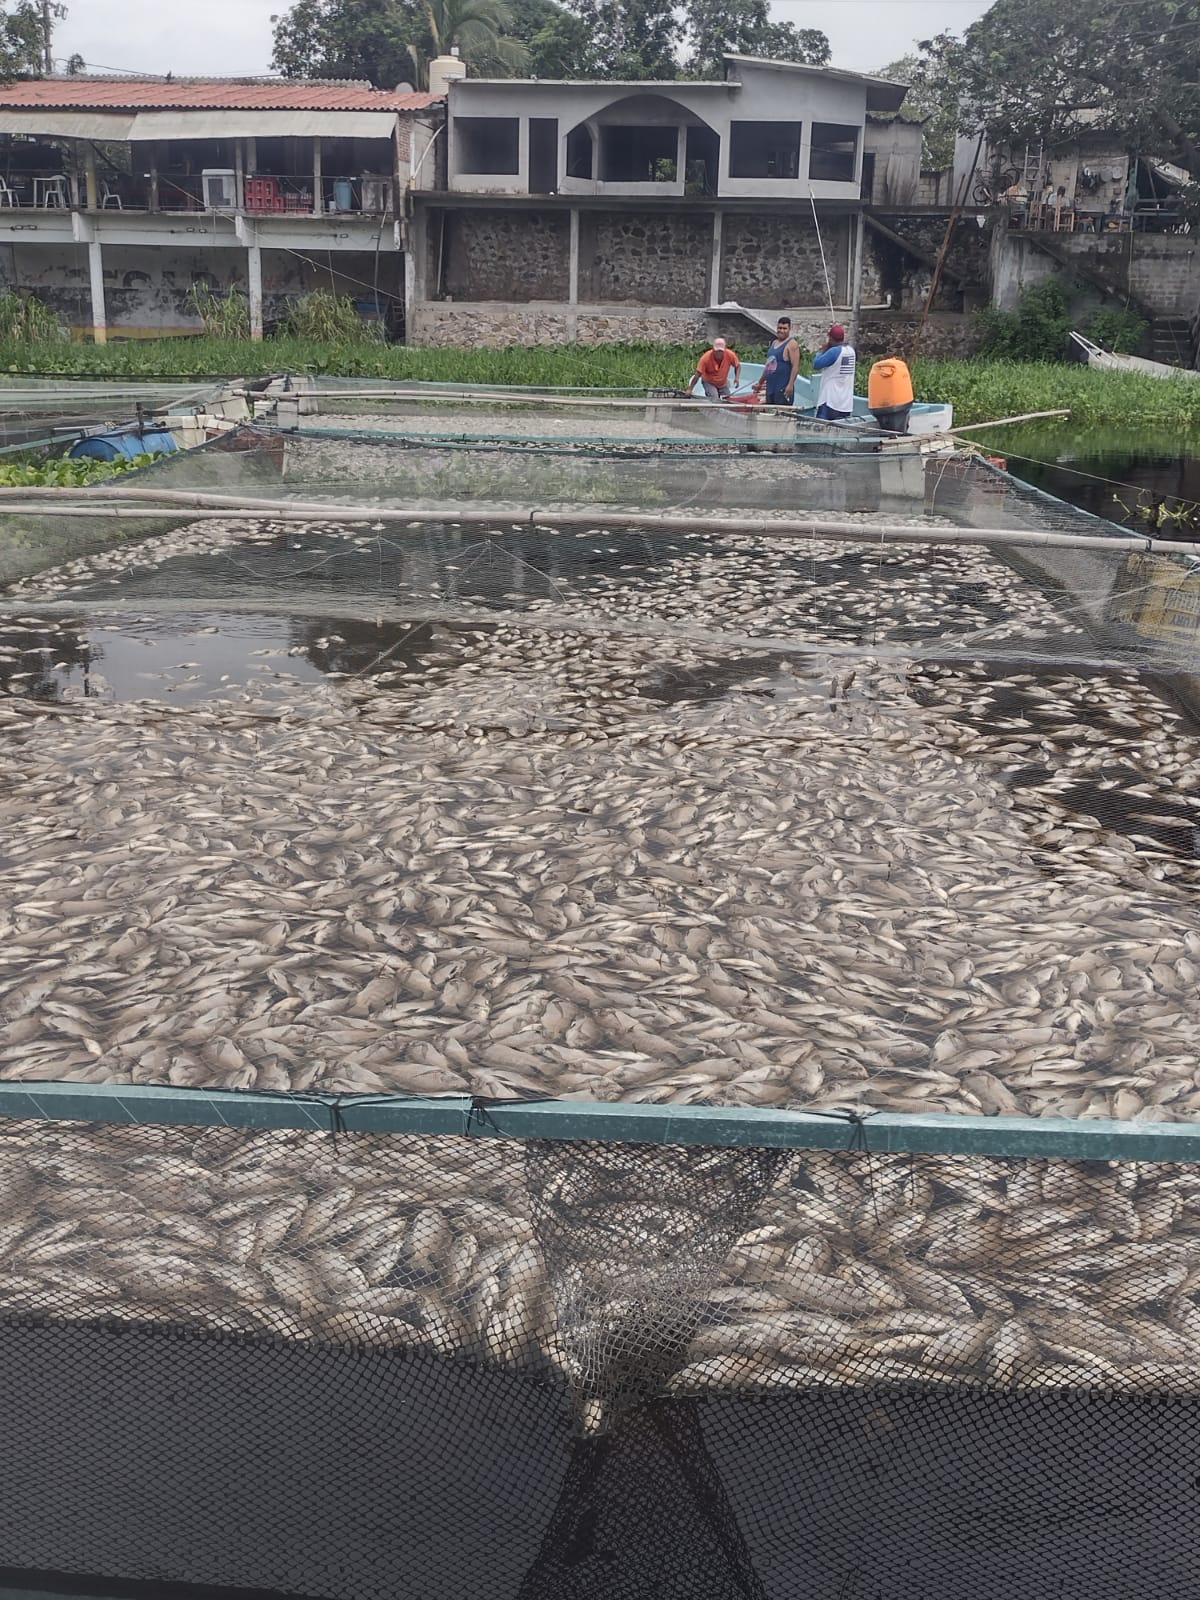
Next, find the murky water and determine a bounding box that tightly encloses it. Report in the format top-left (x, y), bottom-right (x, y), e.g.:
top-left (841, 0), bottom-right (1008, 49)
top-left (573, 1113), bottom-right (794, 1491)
top-left (997, 421), bottom-right (1200, 537)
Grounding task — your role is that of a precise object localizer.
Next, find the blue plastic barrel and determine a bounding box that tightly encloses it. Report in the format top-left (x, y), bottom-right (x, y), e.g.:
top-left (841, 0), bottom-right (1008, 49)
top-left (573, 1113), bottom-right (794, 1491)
top-left (333, 178), bottom-right (353, 212)
top-left (68, 428), bottom-right (179, 464)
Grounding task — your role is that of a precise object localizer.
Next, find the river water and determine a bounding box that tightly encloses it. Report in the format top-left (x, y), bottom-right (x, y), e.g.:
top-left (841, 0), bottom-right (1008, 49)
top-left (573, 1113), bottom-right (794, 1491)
top-left (995, 421), bottom-right (1200, 539)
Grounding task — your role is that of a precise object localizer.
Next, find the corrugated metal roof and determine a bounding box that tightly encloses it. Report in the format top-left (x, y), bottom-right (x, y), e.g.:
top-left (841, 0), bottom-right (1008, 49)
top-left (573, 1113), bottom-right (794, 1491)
top-left (0, 78), bottom-right (442, 112)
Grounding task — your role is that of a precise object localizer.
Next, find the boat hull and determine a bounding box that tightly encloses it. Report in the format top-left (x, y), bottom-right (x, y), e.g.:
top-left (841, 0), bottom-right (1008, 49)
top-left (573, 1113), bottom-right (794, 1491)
top-left (1069, 330), bottom-right (1199, 381)
top-left (691, 362), bottom-right (953, 433)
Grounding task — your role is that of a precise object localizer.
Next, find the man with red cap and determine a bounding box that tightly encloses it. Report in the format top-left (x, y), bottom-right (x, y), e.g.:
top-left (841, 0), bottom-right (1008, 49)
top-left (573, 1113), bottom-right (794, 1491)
top-left (812, 324), bottom-right (857, 421)
top-left (689, 337), bottom-right (741, 400)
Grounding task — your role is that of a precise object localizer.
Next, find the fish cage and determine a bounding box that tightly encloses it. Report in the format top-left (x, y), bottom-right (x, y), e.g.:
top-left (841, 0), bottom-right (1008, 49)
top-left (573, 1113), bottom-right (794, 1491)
top-left (0, 415), bottom-right (1199, 1596)
top-left (246, 376), bottom-right (918, 452)
top-left (0, 376), bottom-right (226, 456)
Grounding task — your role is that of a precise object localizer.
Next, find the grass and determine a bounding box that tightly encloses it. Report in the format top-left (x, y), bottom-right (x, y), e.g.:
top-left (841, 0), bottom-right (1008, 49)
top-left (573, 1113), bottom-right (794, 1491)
top-left (0, 337), bottom-right (694, 387)
top-left (2, 337), bottom-right (1200, 431)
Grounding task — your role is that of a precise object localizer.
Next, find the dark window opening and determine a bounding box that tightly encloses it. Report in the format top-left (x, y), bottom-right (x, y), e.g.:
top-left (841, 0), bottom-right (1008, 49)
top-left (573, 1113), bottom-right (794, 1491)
top-left (860, 151), bottom-right (876, 202)
top-left (529, 118), bottom-right (558, 194)
top-left (598, 125), bottom-right (678, 183)
top-left (810, 122), bottom-right (858, 183)
top-left (685, 125), bottom-right (719, 196)
top-left (729, 121), bottom-right (802, 180)
top-left (566, 125), bottom-right (593, 179)
top-left (456, 117), bottom-right (520, 176)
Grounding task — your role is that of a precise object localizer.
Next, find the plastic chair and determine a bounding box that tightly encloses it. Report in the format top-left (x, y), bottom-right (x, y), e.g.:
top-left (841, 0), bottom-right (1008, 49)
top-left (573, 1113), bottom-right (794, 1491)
top-left (0, 180), bottom-right (15, 208)
top-left (100, 183), bottom-right (123, 209)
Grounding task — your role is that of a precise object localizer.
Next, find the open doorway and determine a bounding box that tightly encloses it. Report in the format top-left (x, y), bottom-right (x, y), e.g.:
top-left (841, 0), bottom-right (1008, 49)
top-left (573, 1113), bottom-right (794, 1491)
top-left (530, 118), bottom-right (558, 194)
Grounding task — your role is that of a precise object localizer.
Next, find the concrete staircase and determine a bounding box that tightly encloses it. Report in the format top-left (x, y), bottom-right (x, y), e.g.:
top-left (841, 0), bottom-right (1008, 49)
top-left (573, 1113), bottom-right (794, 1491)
top-left (1148, 316), bottom-right (1195, 368)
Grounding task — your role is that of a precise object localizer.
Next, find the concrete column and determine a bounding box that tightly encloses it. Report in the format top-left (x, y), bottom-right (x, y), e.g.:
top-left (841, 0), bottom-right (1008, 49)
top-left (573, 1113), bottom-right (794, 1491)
top-left (234, 140), bottom-right (245, 211)
top-left (676, 126), bottom-right (686, 190)
top-left (245, 137), bottom-right (257, 177)
top-left (148, 143), bottom-right (160, 213)
top-left (247, 236), bottom-right (263, 341)
top-left (87, 235), bottom-right (106, 345)
top-left (709, 210), bottom-right (723, 306)
top-left (849, 209), bottom-right (865, 338)
top-left (568, 208), bottom-right (580, 304)
top-left (83, 143), bottom-right (97, 211)
top-left (313, 138), bottom-right (323, 214)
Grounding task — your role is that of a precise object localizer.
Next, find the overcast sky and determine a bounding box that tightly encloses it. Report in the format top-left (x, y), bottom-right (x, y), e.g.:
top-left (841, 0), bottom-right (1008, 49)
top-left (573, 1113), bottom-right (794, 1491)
top-left (56, 0), bottom-right (993, 79)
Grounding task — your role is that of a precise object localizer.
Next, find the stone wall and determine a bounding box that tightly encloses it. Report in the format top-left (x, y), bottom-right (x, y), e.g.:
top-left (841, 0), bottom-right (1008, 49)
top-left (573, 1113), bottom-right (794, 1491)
top-left (406, 300), bottom-right (950, 354)
top-left (443, 209), bottom-right (569, 301)
top-left (581, 212), bottom-right (712, 305)
top-left (409, 301), bottom-right (707, 347)
top-left (856, 312), bottom-right (982, 361)
top-left (866, 214), bottom-right (991, 314)
top-left (719, 214), bottom-right (848, 307)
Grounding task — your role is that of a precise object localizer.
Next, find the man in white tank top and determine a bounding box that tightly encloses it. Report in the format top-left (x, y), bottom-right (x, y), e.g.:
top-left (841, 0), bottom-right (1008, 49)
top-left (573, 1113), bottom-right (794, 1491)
top-left (812, 324), bottom-right (856, 420)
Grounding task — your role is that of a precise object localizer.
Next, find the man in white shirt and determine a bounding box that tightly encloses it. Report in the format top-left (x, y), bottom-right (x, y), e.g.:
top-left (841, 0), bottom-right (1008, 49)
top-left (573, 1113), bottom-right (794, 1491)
top-left (812, 324), bottom-right (856, 420)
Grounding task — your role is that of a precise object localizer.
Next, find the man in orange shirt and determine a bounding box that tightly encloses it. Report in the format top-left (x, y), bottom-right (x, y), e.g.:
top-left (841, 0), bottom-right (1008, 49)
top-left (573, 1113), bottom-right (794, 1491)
top-left (690, 337), bottom-right (740, 400)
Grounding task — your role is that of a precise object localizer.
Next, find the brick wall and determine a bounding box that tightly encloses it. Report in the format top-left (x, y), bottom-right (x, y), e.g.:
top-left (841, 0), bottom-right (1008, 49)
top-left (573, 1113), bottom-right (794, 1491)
top-left (581, 212), bottom-right (712, 305)
top-left (442, 209), bottom-right (569, 301)
top-left (718, 214), bottom-right (847, 306)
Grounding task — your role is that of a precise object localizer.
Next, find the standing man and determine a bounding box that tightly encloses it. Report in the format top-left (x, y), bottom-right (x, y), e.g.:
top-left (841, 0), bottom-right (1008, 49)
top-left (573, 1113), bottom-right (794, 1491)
top-left (689, 337), bottom-right (741, 400)
top-left (812, 324), bottom-right (856, 421)
top-left (754, 316), bottom-right (799, 406)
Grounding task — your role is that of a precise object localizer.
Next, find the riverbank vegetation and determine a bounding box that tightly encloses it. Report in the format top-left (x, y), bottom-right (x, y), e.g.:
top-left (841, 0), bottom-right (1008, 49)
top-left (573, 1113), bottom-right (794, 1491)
top-left (2, 328), bottom-right (1200, 429)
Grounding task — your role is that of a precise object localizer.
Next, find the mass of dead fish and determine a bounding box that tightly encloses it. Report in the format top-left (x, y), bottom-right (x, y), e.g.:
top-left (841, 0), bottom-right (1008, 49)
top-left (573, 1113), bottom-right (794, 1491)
top-left (2, 1118), bottom-right (1200, 1400)
top-left (0, 512), bottom-right (1197, 1393)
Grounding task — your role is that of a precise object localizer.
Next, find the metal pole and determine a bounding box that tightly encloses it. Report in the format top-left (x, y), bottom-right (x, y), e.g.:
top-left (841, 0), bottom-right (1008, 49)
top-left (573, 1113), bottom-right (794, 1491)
top-left (41, 0), bottom-right (53, 73)
top-left (0, 1079), bottom-right (1197, 1164)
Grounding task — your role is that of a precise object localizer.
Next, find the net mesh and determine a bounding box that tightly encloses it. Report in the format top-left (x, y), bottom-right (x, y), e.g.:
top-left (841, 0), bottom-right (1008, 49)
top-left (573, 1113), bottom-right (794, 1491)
top-left (0, 1122), bottom-right (1195, 1595)
top-left (1, 410), bottom-right (1200, 1593)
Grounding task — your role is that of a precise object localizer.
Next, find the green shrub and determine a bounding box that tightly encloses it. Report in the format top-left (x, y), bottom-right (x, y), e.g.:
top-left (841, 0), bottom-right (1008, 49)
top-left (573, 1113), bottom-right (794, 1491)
top-left (1084, 307), bottom-right (1148, 355)
top-left (0, 452), bottom-right (155, 487)
top-left (975, 279), bottom-right (1073, 361)
top-left (285, 290), bottom-right (383, 343)
top-left (0, 292), bottom-right (64, 344)
top-left (187, 282), bottom-right (249, 340)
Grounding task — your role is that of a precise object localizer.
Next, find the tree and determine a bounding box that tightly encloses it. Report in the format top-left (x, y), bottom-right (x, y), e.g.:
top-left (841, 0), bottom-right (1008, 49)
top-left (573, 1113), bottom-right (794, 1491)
top-left (564, 0), bottom-right (677, 78)
top-left (0, 0), bottom-right (63, 78)
top-left (271, 0), bottom-right (596, 84)
top-left (683, 0), bottom-right (828, 77)
top-left (271, 0), bottom-right (422, 84)
top-left (956, 0), bottom-right (1200, 173)
top-left (406, 0), bottom-right (530, 84)
top-left (508, 0), bottom-right (596, 76)
top-left (878, 32), bottom-right (964, 169)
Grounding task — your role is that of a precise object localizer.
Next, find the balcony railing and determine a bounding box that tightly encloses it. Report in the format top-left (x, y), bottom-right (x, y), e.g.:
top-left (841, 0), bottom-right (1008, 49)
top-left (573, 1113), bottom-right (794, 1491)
top-left (0, 171), bottom-right (393, 217)
top-left (1005, 196), bottom-right (1185, 235)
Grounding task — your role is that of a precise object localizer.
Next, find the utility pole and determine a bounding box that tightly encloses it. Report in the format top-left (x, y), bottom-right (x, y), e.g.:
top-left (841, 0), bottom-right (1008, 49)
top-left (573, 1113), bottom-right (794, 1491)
top-left (41, 0), bottom-right (54, 74)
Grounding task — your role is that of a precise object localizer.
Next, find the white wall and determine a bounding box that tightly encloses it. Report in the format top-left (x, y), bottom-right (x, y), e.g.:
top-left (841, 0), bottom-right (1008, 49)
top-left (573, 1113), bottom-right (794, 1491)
top-left (448, 63), bottom-right (867, 200)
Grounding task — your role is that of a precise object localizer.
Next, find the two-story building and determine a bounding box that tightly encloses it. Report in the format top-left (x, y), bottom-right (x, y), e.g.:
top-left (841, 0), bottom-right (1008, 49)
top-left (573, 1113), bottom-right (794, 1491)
top-left (409, 54), bottom-right (908, 348)
top-left (0, 76), bottom-right (442, 341)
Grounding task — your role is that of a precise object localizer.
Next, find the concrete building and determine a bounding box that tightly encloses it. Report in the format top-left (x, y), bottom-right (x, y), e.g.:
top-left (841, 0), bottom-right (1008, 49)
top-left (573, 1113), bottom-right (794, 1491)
top-left (408, 54), bottom-right (908, 347)
top-left (0, 76), bottom-right (443, 341)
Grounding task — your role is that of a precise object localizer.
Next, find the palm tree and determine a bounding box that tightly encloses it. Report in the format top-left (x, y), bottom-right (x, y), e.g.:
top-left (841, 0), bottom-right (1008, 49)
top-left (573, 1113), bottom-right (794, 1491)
top-left (408, 0), bottom-right (529, 86)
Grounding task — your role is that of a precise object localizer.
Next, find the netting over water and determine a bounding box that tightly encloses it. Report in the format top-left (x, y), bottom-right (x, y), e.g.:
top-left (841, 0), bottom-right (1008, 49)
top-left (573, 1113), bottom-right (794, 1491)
top-left (0, 1122), bottom-right (1198, 1597)
top-left (1, 417), bottom-right (1200, 1594)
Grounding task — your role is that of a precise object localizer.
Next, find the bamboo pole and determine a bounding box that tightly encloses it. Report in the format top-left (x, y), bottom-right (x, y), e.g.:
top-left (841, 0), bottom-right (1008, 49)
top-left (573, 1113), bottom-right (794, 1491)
top-left (0, 490), bottom-right (1197, 556)
top-left (947, 409), bottom-right (1071, 433)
